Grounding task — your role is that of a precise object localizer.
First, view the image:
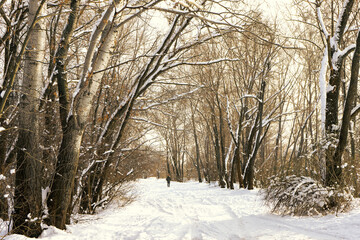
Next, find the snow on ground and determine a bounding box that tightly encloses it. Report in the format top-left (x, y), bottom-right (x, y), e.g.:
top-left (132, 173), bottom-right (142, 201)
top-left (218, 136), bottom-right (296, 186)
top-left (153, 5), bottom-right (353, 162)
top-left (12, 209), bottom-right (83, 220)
top-left (2, 178), bottom-right (360, 240)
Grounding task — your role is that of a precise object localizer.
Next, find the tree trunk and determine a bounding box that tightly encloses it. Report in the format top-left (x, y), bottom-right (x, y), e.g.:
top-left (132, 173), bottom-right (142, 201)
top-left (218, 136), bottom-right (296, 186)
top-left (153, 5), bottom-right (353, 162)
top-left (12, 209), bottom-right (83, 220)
top-left (325, 67), bottom-right (342, 186)
top-left (47, 118), bottom-right (83, 228)
top-left (244, 80), bottom-right (265, 190)
top-left (273, 114), bottom-right (282, 176)
top-left (321, 0), bottom-right (355, 187)
top-left (48, 13), bottom-right (118, 228)
top-left (216, 97), bottom-right (229, 188)
top-left (0, 119), bottom-right (9, 225)
top-left (191, 106), bottom-right (202, 183)
top-left (329, 30), bottom-right (360, 187)
top-left (13, 0), bottom-right (46, 237)
top-left (212, 115), bottom-right (225, 188)
top-left (349, 123), bottom-right (358, 196)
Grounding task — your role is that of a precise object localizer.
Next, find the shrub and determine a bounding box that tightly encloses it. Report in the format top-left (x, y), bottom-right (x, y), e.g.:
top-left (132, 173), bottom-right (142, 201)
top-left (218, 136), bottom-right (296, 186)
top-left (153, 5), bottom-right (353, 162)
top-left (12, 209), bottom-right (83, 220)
top-left (262, 175), bottom-right (353, 216)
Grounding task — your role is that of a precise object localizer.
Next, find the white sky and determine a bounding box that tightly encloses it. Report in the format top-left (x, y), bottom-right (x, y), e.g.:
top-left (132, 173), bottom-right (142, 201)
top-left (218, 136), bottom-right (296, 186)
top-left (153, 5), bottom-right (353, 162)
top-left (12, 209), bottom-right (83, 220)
top-left (253, 0), bottom-right (293, 33)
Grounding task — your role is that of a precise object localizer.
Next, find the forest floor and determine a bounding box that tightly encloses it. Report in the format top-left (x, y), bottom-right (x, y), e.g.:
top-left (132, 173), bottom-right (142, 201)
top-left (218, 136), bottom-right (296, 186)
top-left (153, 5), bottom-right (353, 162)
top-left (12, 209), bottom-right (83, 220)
top-left (2, 178), bottom-right (360, 240)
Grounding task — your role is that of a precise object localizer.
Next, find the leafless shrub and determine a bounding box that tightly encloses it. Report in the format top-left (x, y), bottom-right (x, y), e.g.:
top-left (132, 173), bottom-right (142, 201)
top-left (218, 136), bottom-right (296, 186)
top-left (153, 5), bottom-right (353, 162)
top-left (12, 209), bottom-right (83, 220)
top-left (263, 175), bottom-right (353, 216)
top-left (111, 182), bottom-right (137, 208)
top-left (93, 181), bottom-right (137, 213)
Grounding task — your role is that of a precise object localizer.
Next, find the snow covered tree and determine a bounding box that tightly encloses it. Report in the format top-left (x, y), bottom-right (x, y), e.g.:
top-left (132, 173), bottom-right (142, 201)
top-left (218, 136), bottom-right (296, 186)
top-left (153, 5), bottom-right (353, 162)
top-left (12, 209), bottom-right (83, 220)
top-left (315, 0), bottom-right (360, 187)
top-left (47, 0), bottom-right (126, 229)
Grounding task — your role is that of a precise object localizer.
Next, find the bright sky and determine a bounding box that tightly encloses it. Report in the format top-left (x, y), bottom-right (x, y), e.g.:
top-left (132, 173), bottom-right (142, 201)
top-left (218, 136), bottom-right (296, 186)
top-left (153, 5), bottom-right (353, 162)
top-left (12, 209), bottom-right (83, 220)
top-left (253, 0), bottom-right (292, 19)
top-left (255, 0), bottom-right (292, 32)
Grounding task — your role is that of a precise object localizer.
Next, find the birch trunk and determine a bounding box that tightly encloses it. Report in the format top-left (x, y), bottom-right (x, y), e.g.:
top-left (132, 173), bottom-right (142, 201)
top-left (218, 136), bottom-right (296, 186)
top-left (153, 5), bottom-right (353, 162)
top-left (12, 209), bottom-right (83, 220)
top-left (48, 20), bottom-right (118, 229)
top-left (13, 0), bottom-right (46, 237)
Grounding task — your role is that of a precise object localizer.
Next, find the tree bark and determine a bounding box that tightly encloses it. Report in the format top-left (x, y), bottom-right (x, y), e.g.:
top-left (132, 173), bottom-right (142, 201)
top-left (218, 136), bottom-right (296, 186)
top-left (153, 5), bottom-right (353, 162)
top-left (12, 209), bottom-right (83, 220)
top-left (325, 66), bottom-right (342, 186)
top-left (13, 0), bottom-right (46, 237)
top-left (191, 103), bottom-right (202, 183)
top-left (323, 0), bottom-right (355, 187)
top-left (244, 80), bottom-right (265, 190)
top-left (212, 114), bottom-right (225, 188)
top-left (48, 11), bottom-right (118, 228)
top-left (330, 30), bottom-right (360, 186)
top-left (47, 117), bottom-right (83, 228)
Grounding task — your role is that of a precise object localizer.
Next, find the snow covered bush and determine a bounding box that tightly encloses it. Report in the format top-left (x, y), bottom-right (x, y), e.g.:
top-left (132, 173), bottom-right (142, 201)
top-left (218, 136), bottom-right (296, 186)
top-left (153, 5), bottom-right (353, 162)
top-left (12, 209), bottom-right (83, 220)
top-left (263, 175), bottom-right (353, 216)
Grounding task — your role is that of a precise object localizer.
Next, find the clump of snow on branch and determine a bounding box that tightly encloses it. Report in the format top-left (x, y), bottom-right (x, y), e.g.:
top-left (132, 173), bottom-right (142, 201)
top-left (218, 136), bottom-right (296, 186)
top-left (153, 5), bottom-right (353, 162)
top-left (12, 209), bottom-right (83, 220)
top-left (263, 175), bottom-right (353, 216)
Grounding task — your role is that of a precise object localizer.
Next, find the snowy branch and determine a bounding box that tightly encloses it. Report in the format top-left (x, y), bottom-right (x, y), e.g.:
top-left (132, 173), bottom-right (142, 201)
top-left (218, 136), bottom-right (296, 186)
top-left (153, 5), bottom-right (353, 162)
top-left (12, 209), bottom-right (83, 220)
top-left (319, 49), bottom-right (328, 134)
top-left (130, 117), bottom-right (168, 129)
top-left (332, 44), bottom-right (356, 70)
top-left (332, 0), bottom-right (354, 46)
top-left (351, 104), bottom-right (360, 118)
top-left (261, 101), bottom-right (285, 127)
top-left (316, 6), bottom-right (329, 39)
top-left (164, 58), bottom-right (241, 69)
top-left (153, 81), bottom-right (200, 87)
top-left (136, 86), bottom-right (203, 111)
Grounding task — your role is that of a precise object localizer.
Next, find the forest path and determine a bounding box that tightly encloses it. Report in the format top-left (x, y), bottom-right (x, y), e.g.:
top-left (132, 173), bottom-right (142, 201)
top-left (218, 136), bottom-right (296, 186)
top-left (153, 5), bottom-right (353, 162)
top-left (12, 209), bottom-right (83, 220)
top-left (6, 178), bottom-right (360, 240)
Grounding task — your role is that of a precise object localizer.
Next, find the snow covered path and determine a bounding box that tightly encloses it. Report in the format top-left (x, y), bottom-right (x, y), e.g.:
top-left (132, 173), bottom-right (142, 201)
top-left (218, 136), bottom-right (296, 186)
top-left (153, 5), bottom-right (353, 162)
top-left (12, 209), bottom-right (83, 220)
top-left (4, 178), bottom-right (360, 240)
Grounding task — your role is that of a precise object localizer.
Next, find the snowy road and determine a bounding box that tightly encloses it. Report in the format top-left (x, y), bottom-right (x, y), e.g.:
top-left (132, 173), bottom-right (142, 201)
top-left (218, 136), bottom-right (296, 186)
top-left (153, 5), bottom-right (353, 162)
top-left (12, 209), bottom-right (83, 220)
top-left (4, 178), bottom-right (360, 240)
